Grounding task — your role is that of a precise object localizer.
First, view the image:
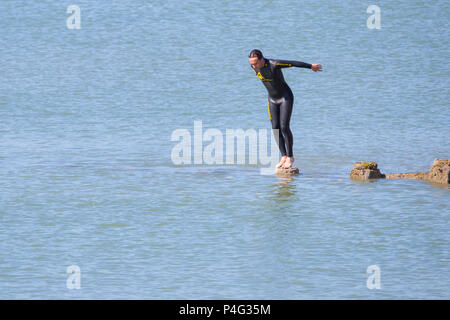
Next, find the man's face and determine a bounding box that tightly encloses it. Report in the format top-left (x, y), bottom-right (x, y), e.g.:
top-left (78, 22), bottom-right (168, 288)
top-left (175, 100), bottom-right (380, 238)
top-left (249, 56), bottom-right (264, 69)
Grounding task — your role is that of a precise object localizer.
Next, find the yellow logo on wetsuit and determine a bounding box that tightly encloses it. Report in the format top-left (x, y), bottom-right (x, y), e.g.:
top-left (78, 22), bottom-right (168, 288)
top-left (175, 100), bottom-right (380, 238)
top-left (276, 63), bottom-right (292, 67)
top-left (256, 72), bottom-right (273, 82)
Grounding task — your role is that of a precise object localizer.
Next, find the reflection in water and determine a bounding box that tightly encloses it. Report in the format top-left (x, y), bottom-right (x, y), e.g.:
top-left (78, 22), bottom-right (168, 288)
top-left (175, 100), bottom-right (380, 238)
top-left (268, 176), bottom-right (297, 205)
top-left (278, 176), bottom-right (294, 184)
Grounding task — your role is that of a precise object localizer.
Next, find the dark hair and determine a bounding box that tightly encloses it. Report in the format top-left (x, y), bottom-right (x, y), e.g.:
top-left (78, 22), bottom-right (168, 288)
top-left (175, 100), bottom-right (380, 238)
top-left (248, 49), bottom-right (263, 59)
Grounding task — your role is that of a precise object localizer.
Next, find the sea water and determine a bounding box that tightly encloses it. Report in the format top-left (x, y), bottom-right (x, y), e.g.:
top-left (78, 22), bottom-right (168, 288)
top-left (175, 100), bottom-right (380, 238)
top-left (0, 0), bottom-right (449, 299)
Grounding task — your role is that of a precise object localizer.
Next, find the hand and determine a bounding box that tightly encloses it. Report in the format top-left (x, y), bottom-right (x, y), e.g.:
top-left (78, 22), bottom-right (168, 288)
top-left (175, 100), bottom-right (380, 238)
top-left (311, 64), bottom-right (322, 72)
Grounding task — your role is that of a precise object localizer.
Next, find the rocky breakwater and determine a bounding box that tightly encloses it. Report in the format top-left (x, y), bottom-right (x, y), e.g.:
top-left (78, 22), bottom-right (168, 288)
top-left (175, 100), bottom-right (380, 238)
top-left (350, 159), bottom-right (450, 185)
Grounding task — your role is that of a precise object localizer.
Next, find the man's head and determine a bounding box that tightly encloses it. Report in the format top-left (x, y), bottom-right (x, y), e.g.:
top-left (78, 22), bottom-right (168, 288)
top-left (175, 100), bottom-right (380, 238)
top-left (248, 49), bottom-right (265, 69)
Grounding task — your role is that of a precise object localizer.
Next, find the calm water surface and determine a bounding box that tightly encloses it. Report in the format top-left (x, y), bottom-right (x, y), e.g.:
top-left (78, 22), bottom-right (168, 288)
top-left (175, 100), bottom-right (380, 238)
top-left (0, 0), bottom-right (449, 299)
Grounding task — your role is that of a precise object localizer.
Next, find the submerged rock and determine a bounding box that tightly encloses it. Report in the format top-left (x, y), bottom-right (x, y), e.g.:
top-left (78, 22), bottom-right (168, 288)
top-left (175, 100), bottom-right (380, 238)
top-left (384, 172), bottom-right (429, 180)
top-left (275, 167), bottom-right (300, 177)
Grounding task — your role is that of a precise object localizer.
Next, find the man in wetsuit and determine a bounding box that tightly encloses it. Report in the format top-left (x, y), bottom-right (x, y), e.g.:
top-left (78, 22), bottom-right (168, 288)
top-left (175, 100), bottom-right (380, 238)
top-left (249, 49), bottom-right (322, 169)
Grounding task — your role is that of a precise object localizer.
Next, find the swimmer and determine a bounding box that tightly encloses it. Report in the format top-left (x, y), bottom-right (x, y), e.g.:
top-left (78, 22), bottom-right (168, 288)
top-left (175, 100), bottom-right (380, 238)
top-left (249, 49), bottom-right (322, 169)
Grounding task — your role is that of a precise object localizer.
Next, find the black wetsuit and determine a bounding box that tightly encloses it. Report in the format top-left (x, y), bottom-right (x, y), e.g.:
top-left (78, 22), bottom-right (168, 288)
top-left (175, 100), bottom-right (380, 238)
top-left (252, 58), bottom-right (312, 157)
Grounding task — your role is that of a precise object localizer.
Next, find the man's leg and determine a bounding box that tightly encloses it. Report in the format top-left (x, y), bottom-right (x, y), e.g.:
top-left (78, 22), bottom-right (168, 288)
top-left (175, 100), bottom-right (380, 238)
top-left (279, 97), bottom-right (294, 168)
top-left (269, 100), bottom-right (288, 167)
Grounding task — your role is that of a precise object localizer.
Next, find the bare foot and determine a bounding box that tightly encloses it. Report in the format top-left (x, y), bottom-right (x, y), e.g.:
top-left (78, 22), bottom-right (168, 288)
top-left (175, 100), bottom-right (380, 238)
top-left (282, 157), bottom-right (294, 169)
top-left (276, 156), bottom-right (287, 168)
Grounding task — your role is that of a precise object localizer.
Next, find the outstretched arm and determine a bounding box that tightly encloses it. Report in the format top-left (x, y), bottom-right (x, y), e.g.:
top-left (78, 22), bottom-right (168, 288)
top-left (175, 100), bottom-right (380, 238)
top-left (274, 59), bottom-right (312, 69)
top-left (274, 59), bottom-right (322, 72)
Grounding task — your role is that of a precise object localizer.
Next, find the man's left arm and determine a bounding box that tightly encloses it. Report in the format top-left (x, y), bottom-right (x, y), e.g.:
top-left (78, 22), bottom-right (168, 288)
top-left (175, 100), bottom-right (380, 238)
top-left (274, 59), bottom-right (312, 69)
top-left (274, 59), bottom-right (322, 72)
